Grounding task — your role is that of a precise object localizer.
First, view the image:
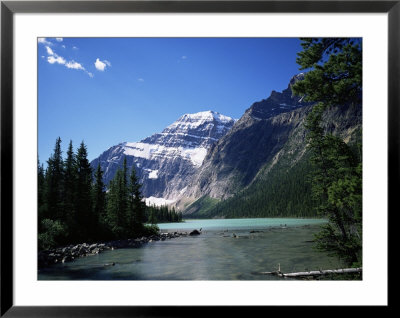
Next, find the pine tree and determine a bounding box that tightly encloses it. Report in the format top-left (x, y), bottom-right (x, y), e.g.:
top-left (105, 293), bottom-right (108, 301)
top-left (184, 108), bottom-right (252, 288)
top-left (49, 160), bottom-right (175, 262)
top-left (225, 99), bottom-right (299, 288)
top-left (128, 164), bottom-right (145, 236)
top-left (293, 38), bottom-right (362, 107)
top-left (45, 137), bottom-right (64, 221)
top-left (292, 38), bottom-right (362, 266)
top-left (106, 167), bottom-right (128, 238)
top-left (39, 137), bottom-right (68, 249)
top-left (148, 208), bottom-right (157, 225)
top-left (37, 158), bottom-right (47, 225)
top-left (92, 163), bottom-right (107, 240)
top-left (75, 141), bottom-right (93, 242)
top-left (105, 177), bottom-right (118, 237)
top-left (121, 157), bottom-right (129, 227)
top-left (63, 140), bottom-right (77, 240)
top-left (304, 104), bottom-right (362, 265)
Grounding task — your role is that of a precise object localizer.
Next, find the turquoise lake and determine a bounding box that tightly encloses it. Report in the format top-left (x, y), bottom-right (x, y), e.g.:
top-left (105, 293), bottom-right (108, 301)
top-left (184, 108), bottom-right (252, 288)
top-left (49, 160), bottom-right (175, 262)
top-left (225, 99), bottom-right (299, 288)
top-left (38, 218), bottom-right (343, 280)
top-left (156, 217), bottom-right (328, 231)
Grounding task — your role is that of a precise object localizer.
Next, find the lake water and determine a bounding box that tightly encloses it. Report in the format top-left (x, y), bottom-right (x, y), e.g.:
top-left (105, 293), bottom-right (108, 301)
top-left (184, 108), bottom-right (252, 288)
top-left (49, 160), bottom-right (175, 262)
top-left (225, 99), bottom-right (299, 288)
top-left (38, 218), bottom-right (343, 280)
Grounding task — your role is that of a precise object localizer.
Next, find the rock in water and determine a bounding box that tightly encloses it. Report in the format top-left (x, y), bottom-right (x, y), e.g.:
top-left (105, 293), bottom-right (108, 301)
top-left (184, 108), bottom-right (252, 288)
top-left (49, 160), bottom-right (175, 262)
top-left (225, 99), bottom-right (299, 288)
top-left (189, 229), bottom-right (201, 236)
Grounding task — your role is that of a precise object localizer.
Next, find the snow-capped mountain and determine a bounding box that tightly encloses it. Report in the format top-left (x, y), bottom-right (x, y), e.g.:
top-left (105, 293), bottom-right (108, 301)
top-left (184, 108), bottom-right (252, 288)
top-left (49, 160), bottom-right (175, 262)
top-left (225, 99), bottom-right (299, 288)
top-left (90, 110), bottom-right (236, 205)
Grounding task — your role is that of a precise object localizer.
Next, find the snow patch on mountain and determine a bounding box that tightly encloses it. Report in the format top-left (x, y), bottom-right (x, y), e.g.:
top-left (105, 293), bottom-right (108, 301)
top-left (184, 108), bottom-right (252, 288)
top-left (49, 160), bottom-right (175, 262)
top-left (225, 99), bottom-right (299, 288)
top-left (122, 142), bottom-right (208, 167)
top-left (145, 196), bottom-right (176, 207)
top-left (123, 142), bottom-right (155, 159)
top-left (144, 169), bottom-right (159, 179)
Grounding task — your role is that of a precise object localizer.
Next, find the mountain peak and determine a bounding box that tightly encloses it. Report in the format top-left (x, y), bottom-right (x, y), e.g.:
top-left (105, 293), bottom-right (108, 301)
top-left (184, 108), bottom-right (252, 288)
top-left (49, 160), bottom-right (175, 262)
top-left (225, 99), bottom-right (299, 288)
top-left (90, 109), bottom-right (236, 203)
top-left (245, 73), bottom-right (311, 120)
top-left (178, 110), bottom-right (235, 124)
top-left (289, 73), bottom-right (305, 86)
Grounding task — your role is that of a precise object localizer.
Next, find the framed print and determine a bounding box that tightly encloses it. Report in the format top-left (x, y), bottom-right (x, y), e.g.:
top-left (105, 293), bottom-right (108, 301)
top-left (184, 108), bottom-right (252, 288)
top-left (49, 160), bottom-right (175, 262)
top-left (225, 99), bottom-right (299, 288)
top-left (1, 0), bottom-right (396, 316)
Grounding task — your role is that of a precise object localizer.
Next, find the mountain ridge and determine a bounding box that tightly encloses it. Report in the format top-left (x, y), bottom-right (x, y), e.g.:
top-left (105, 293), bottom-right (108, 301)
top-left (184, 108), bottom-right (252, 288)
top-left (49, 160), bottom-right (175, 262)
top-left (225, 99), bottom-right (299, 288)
top-left (178, 74), bottom-right (361, 217)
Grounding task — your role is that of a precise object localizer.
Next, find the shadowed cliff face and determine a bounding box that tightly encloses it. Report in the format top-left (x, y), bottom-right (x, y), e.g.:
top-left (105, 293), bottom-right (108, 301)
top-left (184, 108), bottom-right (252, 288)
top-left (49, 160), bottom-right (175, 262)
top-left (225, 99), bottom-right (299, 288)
top-left (180, 74), bottom-right (313, 202)
top-left (179, 74), bottom-right (362, 215)
top-left (182, 106), bottom-right (312, 202)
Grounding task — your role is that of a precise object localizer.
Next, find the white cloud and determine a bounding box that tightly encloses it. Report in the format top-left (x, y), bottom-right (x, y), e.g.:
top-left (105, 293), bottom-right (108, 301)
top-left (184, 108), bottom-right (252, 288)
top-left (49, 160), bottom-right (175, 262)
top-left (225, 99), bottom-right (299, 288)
top-left (43, 46), bottom-right (92, 78)
top-left (38, 38), bottom-right (53, 46)
top-left (137, 78), bottom-right (144, 82)
top-left (94, 58), bottom-right (111, 71)
top-left (65, 60), bottom-right (84, 70)
top-left (72, 46), bottom-right (78, 50)
top-left (45, 46), bottom-right (54, 56)
top-left (45, 45), bottom-right (66, 65)
top-left (55, 38), bottom-right (63, 42)
top-left (181, 55), bottom-right (187, 59)
top-left (47, 55), bottom-right (66, 65)
top-left (62, 45), bottom-right (66, 49)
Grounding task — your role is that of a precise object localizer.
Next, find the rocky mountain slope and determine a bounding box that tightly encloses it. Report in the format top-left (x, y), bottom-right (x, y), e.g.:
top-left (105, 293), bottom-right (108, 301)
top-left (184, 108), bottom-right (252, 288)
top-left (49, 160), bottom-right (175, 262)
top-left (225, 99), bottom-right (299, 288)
top-left (90, 111), bottom-right (236, 205)
top-left (179, 74), bottom-right (362, 216)
top-left (177, 74), bottom-right (313, 208)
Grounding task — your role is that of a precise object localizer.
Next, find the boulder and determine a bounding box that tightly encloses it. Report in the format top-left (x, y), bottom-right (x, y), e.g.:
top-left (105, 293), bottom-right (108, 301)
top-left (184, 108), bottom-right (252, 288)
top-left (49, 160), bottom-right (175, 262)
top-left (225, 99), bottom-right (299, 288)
top-left (92, 248), bottom-right (100, 254)
top-left (89, 243), bottom-right (98, 251)
top-left (189, 229), bottom-right (201, 236)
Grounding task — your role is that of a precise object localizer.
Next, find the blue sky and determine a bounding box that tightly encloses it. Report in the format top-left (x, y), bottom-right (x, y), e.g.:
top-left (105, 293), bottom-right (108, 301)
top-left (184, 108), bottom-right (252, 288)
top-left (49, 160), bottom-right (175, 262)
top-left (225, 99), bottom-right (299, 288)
top-left (38, 37), bottom-right (303, 163)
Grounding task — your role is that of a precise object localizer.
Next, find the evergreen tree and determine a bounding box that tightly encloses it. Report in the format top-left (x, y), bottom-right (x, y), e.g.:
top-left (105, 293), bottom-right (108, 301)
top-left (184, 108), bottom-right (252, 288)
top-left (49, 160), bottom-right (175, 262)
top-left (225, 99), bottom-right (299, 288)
top-left (106, 168), bottom-right (127, 238)
top-left (304, 104), bottom-right (362, 265)
top-left (293, 38), bottom-right (362, 107)
top-left (292, 38), bottom-right (362, 266)
top-left (45, 137), bottom-right (64, 221)
top-left (128, 164), bottom-right (145, 236)
top-left (144, 204), bottom-right (183, 224)
top-left (75, 141), bottom-right (93, 242)
top-left (105, 177), bottom-right (118, 237)
top-left (121, 157), bottom-right (129, 228)
top-left (63, 140), bottom-right (77, 239)
top-left (37, 158), bottom-right (47, 225)
top-left (148, 208), bottom-right (157, 225)
top-left (39, 137), bottom-right (68, 249)
top-left (92, 163), bottom-right (107, 240)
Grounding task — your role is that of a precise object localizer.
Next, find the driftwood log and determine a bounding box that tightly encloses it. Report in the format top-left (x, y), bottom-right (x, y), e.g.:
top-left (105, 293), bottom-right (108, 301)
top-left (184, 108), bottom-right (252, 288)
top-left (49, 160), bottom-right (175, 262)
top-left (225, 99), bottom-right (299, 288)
top-left (254, 265), bottom-right (362, 278)
top-left (282, 267), bottom-right (362, 278)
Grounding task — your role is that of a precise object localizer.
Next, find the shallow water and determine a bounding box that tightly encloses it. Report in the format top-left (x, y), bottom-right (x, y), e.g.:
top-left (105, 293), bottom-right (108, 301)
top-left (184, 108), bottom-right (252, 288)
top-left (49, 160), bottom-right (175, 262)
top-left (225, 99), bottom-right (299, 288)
top-left (38, 218), bottom-right (343, 280)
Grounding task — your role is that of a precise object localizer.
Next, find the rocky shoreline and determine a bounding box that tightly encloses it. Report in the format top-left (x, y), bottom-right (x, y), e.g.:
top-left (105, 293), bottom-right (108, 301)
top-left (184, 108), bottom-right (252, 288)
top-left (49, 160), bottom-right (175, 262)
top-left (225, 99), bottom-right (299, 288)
top-left (38, 230), bottom-right (200, 268)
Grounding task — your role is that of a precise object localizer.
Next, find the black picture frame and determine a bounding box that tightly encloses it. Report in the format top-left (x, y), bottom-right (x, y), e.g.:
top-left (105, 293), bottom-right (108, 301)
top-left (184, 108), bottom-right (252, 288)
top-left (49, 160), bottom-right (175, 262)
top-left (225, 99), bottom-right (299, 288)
top-left (1, 0), bottom-right (396, 316)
